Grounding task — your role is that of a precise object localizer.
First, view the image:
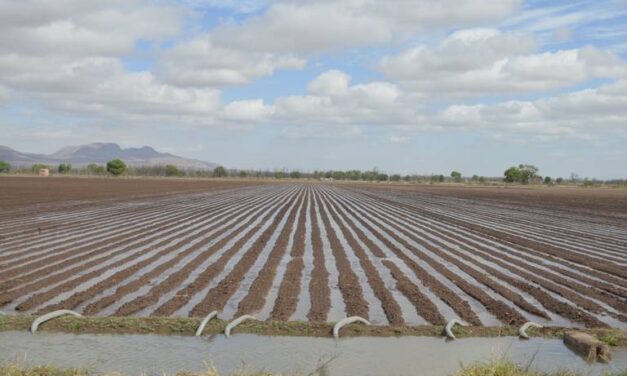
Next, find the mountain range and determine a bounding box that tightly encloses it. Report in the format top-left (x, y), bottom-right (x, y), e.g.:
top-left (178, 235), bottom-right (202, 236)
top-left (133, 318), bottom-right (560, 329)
top-left (0, 143), bottom-right (218, 170)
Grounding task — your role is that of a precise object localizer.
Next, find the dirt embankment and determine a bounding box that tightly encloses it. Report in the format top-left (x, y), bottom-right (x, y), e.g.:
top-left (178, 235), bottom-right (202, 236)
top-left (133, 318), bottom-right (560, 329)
top-left (346, 194), bottom-right (607, 328)
top-left (329, 191), bottom-right (479, 325)
top-left (314, 190), bottom-right (369, 319)
top-left (270, 188), bottom-right (310, 321)
top-left (319, 189), bottom-right (405, 325)
top-left (189, 189), bottom-right (303, 317)
top-left (235, 190), bottom-right (307, 317)
top-left (115, 189), bottom-right (294, 317)
top-left (35, 192), bottom-right (271, 315)
top-left (1, 315), bottom-right (624, 344)
top-left (306, 193), bottom-right (331, 322)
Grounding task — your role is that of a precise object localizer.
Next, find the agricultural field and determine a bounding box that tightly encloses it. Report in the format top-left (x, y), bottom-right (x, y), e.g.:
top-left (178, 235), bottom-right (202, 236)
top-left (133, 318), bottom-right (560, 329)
top-left (0, 177), bottom-right (625, 329)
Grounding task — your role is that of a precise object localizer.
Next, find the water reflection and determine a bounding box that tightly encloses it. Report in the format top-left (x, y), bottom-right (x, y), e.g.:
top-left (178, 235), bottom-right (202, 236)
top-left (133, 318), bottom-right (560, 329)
top-left (1, 331), bottom-right (625, 376)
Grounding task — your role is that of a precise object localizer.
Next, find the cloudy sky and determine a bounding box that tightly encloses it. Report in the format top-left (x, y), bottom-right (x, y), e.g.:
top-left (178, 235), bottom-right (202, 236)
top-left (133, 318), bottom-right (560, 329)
top-left (1, 0), bottom-right (626, 178)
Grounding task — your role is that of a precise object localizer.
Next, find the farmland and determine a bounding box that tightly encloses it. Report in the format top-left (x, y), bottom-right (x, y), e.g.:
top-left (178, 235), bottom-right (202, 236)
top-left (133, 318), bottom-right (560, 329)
top-left (0, 177), bottom-right (625, 330)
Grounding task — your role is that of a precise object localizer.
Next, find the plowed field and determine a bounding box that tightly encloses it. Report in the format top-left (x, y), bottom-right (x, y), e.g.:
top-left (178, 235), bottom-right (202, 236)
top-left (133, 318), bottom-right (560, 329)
top-left (1, 177), bottom-right (625, 329)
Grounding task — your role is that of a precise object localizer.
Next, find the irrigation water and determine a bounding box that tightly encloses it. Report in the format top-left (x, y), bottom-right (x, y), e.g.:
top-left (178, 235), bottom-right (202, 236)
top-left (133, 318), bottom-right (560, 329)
top-left (1, 331), bottom-right (626, 376)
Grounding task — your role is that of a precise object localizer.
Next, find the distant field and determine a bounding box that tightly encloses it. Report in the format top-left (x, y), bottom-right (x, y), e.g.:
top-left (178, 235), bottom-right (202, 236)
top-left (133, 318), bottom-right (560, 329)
top-left (0, 177), bottom-right (625, 329)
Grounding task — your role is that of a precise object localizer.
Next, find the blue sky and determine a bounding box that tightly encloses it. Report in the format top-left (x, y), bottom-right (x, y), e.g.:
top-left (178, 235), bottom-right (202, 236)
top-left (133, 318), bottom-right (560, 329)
top-left (0, 0), bottom-right (626, 179)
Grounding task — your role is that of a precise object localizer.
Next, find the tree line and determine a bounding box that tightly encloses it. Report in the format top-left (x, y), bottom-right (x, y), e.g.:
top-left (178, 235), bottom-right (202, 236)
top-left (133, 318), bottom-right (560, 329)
top-left (0, 159), bottom-right (623, 187)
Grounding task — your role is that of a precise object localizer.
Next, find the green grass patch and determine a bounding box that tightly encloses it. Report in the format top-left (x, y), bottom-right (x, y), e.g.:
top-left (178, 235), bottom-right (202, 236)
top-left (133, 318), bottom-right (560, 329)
top-left (600, 329), bottom-right (624, 347)
top-left (454, 360), bottom-right (626, 376)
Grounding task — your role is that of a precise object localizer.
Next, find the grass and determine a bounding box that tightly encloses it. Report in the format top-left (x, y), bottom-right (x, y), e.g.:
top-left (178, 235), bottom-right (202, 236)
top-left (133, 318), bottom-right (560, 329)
top-left (454, 360), bottom-right (627, 376)
top-left (0, 363), bottom-right (289, 376)
top-left (600, 329), bottom-right (624, 347)
top-left (2, 361), bottom-right (626, 376)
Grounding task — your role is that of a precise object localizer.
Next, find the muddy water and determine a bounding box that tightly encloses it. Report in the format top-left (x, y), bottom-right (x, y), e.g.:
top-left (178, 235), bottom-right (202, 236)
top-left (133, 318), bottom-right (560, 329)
top-left (1, 331), bottom-right (626, 376)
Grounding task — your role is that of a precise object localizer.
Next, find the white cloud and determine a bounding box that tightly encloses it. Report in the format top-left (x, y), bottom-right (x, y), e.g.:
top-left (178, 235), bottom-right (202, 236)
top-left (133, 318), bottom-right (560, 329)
top-left (389, 135), bottom-right (410, 143)
top-left (307, 70), bottom-right (351, 97)
top-left (0, 1), bottom-right (183, 57)
top-left (0, 0), bottom-right (625, 151)
top-left (380, 29), bottom-right (627, 96)
top-left (269, 70), bottom-right (415, 130)
top-left (221, 99), bottom-right (275, 121)
top-left (435, 79), bottom-right (627, 138)
top-left (157, 37), bottom-right (305, 88)
top-left (168, 0), bottom-right (269, 13)
top-left (212, 0), bottom-right (520, 54)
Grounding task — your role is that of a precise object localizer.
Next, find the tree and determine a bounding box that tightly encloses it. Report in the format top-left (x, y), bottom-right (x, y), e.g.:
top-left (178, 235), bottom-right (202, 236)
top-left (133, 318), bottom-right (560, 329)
top-left (450, 170), bottom-right (462, 183)
top-left (0, 160), bottom-right (10, 173)
top-left (438, 174), bottom-right (445, 183)
top-left (376, 173), bottom-right (389, 182)
top-left (239, 170), bottom-right (247, 178)
top-left (165, 164), bottom-right (181, 177)
top-left (544, 176), bottom-right (552, 184)
top-left (504, 166), bottom-right (521, 183)
top-left (86, 164), bottom-right (106, 175)
top-left (556, 177), bottom-right (563, 184)
top-left (504, 164), bottom-right (539, 184)
top-left (345, 170), bottom-right (361, 181)
top-left (274, 171), bottom-right (285, 179)
top-left (361, 170), bottom-right (377, 181)
top-left (31, 163), bottom-right (48, 173)
top-left (332, 171), bottom-right (346, 180)
top-left (390, 174), bottom-right (401, 182)
top-left (58, 163), bottom-right (72, 174)
top-left (106, 159), bottom-right (127, 176)
top-left (582, 178), bottom-right (595, 187)
top-left (213, 166), bottom-right (227, 178)
top-left (289, 171), bottom-right (301, 179)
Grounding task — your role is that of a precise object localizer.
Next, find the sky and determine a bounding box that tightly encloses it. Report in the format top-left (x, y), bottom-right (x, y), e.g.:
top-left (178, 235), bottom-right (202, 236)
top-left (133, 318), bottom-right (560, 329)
top-left (0, 0), bottom-right (626, 179)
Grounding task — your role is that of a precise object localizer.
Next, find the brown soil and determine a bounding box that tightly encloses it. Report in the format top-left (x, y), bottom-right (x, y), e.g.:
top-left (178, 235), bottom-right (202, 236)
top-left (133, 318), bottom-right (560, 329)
top-left (1, 180), bottom-right (624, 330)
top-left (306, 192), bottom-right (331, 322)
top-left (0, 176), bottom-right (258, 209)
top-left (115, 189), bottom-right (293, 316)
top-left (314, 190), bottom-right (369, 319)
top-left (234, 191), bottom-right (306, 316)
top-left (319, 189), bottom-right (405, 325)
top-left (330, 192), bottom-right (481, 325)
top-left (35, 192), bottom-right (271, 314)
top-left (270, 188), bottom-right (310, 321)
top-left (1, 315), bottom-right (624, 345)
top-left (189, 189), bottom-right (302, 317)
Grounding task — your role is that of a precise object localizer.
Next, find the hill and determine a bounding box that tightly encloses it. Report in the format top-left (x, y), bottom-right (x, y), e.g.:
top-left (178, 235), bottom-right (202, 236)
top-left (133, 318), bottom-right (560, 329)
top-left (0, 143), bottom-right (218, 170)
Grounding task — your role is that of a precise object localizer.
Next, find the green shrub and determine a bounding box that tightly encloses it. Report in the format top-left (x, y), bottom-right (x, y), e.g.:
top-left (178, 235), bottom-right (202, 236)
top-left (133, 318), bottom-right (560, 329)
top-left (451, 170), bottom-right (462, 183)
top-left (213, 166), bottom-right (227, 178)
top-left (165, 164), bottom-right (181, 177)
top-left (58, 163), bottom-right (72, 174)
top-left (31, 163), bottom-right (48, 173)
top-left (86, 164), bottom-right (106, 175)
top-left (106, 159), bottom-right (127, 176)
top-left (0, 160), bottom-right (10, 173)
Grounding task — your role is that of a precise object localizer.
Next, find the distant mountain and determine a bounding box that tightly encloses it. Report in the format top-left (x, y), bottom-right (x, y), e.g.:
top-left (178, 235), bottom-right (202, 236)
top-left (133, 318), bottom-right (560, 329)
top-left (0, 143), bottom-right (218, 170)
